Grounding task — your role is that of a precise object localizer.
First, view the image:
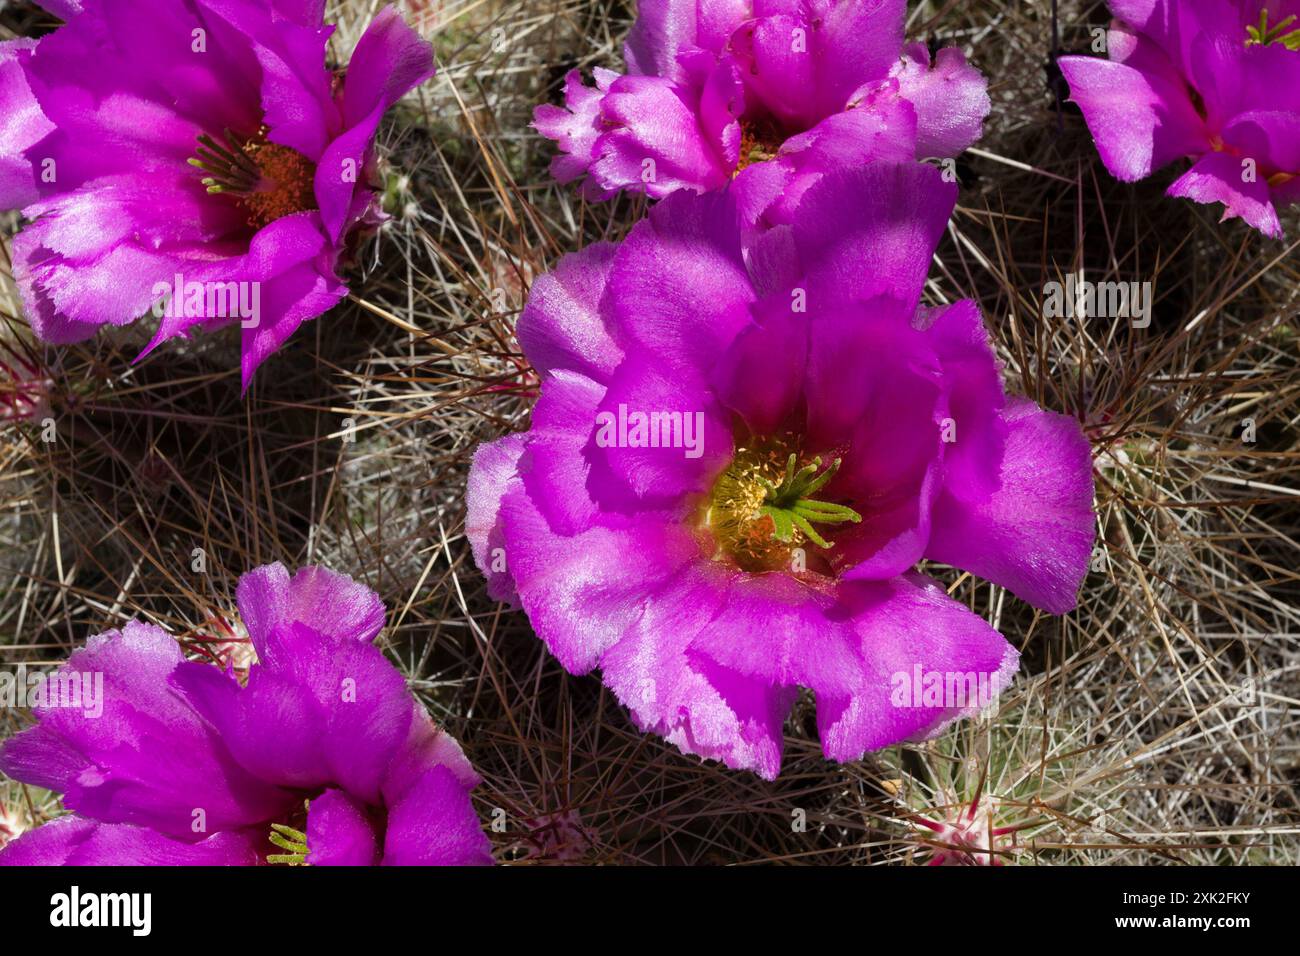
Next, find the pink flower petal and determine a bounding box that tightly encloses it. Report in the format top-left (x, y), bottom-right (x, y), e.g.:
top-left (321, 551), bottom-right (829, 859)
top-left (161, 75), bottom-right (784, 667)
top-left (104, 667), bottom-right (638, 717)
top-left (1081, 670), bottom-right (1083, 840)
top-left (1166, 149), bottom-right (1283, 237)
top-left (891, 43), bottom-right (990, 158)
top-left (926, 397), bottom-right (1095, 614)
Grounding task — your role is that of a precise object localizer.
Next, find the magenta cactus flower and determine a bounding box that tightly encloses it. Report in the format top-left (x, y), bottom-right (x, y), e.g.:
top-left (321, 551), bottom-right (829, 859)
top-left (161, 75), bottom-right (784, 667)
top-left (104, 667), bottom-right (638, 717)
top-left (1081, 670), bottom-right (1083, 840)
top-left (533, 0), bottom-right (989, 222)
top-left (0, 563), bottom-right (492, 866)
top-left (1058, 0), bottom-right (1300, 237)
top-left (466, 163), bottom-right (1095, 780)
top-left (0, 1), bottom-right (434, 387)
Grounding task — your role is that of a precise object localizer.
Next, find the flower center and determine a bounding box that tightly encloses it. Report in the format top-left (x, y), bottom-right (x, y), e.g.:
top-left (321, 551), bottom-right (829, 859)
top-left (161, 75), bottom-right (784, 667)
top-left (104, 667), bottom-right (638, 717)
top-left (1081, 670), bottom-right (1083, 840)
top-left (735, 118), bottom-right (785, 174)
top-left (267, 821), bottom-right (310, 866)
top-left (189, 128), bottom-right (318, 229)
top-left (1246, 8), bottom-right (1300, 48)
top-left (705, 433), bottom-right (861, 572)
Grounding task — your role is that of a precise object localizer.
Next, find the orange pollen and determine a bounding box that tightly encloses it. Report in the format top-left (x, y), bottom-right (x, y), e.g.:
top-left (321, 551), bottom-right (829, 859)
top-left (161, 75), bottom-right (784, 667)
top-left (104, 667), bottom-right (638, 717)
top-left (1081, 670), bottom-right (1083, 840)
top-left (240, 142), bottom-right (318, 228)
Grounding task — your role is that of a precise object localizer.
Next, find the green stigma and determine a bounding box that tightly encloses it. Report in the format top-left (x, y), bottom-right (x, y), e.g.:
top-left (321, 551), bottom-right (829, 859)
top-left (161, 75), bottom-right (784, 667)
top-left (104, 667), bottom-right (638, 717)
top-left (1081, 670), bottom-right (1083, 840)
top-left (187, 130), bottom-right (261, 195)
top-left (735, 119), bottom-right (783, 174)
top-left (705, 434), bottom-right (864, 573)
top-left (755, 453), bottom-right (862, 550)
top-left (1246, 8), bottom-right (1300, 49)
top-left (267, 822), bottom-right (310, 866)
